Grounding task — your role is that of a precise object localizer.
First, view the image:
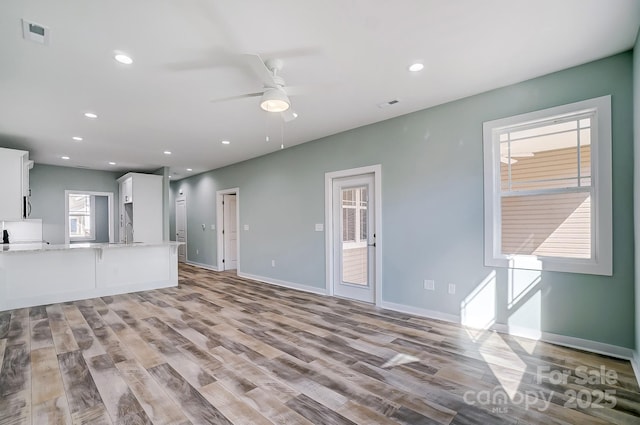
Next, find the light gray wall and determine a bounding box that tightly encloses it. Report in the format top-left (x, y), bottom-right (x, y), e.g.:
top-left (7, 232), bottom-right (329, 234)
top-left (94, 195), bottom-right (109, 243)
top-left (171, 52), bottom-right (635, 349)
top-left (154, 166), bottom-right (171, 241)
top-left (634, 32), bottom-right (640, 361)
top-left (30, 164), bottom-right (120, 244)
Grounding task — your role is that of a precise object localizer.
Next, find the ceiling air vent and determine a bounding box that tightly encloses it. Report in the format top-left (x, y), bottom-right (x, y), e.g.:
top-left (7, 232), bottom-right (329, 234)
top-left (378, 99), bottom-right (400, 109)
top-left (21, 19), bottom-right (50, 45)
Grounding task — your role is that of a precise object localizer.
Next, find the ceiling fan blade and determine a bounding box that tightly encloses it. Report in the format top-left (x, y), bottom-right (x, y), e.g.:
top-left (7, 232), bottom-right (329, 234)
top-left (210, 92), bottom-right (264, 103)
top-left (281, 108), bottom-right (298, 122)
top-left (242, 54), bottom-right (277, 87)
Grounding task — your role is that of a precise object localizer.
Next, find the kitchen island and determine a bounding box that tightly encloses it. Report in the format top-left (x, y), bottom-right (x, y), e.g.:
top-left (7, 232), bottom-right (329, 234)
top-left (0, 241), bottom-right (182, 311)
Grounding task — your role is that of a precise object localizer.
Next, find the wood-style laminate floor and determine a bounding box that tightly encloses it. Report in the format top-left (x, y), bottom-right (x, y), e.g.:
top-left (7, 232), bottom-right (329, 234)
top-left (1, 263), bottom-right (639, 424)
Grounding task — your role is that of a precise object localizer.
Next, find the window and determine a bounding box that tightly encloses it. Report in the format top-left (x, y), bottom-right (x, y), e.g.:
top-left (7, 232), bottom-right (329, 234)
top-left (68, 193), bottom-right (95, 240)
top-left (342, 187), bottom-right (368, 247)
top-left (483, 96), bottom-right (612, 275)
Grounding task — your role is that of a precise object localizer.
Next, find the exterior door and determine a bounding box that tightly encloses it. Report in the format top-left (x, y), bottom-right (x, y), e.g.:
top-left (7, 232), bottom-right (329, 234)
top-left (333, 174), bottom-right (375, 303)
top-left (223, 194), bottom-right (237, 270)
top-left (175, 198), bottom-right (186, 262)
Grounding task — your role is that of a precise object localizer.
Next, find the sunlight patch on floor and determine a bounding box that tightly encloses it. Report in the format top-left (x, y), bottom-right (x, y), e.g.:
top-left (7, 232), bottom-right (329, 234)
top-left (480, 332), bottom-right (527, 399)
top-left (381, 353), bottom-right (421, 369)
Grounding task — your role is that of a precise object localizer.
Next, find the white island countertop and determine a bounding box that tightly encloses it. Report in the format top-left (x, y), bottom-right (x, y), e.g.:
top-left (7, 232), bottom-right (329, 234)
top-left (0, 241), bottom-right (182, 253)
top-left (0, 240), bottom-right (182, 311)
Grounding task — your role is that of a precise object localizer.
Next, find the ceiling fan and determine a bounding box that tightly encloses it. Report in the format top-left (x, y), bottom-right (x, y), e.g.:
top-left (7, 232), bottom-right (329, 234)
top-left (211, 54), bottom-right (304, 122)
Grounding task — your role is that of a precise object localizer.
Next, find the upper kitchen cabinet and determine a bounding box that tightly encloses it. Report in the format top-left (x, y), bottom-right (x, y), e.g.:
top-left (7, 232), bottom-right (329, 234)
top-left (0, 147), bottom-right (33, 220)
top-left (117, 173), bottom-right (162, 243)
top-left (121, 176), bottom-right (133, 203)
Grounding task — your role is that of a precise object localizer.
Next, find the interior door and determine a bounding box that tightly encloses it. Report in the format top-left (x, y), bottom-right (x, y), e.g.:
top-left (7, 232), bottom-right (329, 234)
top-left (175, 198), bottom-right (186, 262)
top-left (223, 194), bottom-right (237, 270)
top-left (333, 174), bottom-right (375, 303)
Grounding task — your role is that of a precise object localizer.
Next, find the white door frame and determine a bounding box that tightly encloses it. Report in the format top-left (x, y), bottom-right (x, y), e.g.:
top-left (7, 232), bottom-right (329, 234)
top-left (216, 187), bottom-right (240, 271)
top-left (325, 165), bottom-right (382, 305)
top-left (175, 195), bottom-right (187, 263)
top-left (64, 190), bottom-right (114, 244)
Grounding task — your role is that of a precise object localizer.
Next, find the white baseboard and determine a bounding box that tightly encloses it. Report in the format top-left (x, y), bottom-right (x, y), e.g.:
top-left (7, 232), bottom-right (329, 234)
top-left (491, 324), bottom-right (541, 341)
top-left (237, 272), bottom-right (327, 296)
top-left (491, 324), bottom-right (634, 360)
top-left (185, 261), bottom-right (219, 272)
top-left (378, 301), bottom-right (634, 364)
top-left (379, 301), bottom-right (460, 324)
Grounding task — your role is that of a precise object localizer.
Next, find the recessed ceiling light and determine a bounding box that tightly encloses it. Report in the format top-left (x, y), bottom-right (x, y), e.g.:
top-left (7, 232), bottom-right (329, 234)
top-left (108, 161), bottom-right (116, 165)
top-left (163, 150), bottom-right (172, 155)
top-left (221, 140), bottom-right (230, 145)
top-left (84, 112), bottom-right (98, 119)
top-left (61, 156), bottom-right (70, 160)
top-left (186, 168), bottom-right (192, 171)
top-left (72, 136), bottom-right (83, 141)
top-left (114, 54), bottom-right (133, 65)
top-left (408, 63), bottom-right (424, 72)
top-left (168, 175), bottom-right (172, 179)
top-left (292, 112), bottom-right (299, 118)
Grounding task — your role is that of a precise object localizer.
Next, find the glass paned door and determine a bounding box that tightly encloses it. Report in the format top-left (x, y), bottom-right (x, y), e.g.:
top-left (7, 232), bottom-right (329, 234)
top-left (333, 174), bottom-right (375, 303)
top-left (341, 186), bottom-right (368, 285)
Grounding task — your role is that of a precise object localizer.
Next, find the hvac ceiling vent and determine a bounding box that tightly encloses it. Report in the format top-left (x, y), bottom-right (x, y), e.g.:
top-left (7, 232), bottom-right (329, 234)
top-left (377, 99), bottom-right (400, 109)
top-left (21, 19), bottom-right (50, 45)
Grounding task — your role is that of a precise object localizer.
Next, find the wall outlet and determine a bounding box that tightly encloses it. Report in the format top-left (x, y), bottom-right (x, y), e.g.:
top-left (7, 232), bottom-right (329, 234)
top-left (210, 224), bottom-right (215, 230)
top-left (448, 283), bottom-right (456, 295)
top-left (244, 224), bottom-right (249, 231)
top-left (315, 223), bottom-right (324, 232)
top-left (423, 279), bottom-right (435, 291)
top-left (271, 260), bottom-right (276, 267)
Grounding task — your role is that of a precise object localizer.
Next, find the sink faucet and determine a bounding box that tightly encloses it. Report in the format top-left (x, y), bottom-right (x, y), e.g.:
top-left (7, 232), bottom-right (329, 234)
top-left (124, 222), bottom-right (134, 244)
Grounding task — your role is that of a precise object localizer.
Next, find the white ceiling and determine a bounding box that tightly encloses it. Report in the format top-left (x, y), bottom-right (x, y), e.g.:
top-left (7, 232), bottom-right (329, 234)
top-left (1, 0), bottom-right (638, 180)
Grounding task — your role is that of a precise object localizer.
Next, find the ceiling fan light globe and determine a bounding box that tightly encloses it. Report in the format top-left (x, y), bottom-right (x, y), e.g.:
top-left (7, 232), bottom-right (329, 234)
top-left (260, 88), bottom-right (290, 112)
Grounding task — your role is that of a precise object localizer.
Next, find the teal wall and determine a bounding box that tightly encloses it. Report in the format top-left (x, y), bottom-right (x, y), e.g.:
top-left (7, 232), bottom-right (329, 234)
top-left (171, 53), bottom-right (635, 349)
top-left (94, 195), bottom-right (110, 243)
top-left (634, 31), bottom-right (640, 359)
top-left (30, 164), bottom-right (121, 244)
top-left (154, 167), bottom-right (171, 241)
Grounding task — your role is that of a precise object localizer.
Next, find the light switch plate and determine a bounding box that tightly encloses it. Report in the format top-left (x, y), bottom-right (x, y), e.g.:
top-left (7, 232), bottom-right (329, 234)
top-left (315, 223), bottom-right (324, 232)
top-left (210, 224), bottom-right (215, 230)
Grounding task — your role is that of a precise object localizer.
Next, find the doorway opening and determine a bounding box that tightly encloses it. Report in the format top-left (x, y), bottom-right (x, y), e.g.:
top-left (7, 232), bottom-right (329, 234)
top-left (216, 188), bottom-right (240, 272)
top-left (175, 195), bottom-right (187, 263)
top-left (325, 165), bottom-right (382, 304)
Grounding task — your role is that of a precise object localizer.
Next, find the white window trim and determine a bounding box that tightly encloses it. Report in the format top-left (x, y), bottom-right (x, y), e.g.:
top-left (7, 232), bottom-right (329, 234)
top-left (483, 95), bottom-right (612, 275)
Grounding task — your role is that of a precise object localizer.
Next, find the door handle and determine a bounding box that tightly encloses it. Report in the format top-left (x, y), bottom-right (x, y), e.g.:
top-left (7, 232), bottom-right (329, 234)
top-left (367, 243), bottom-right (376, 247)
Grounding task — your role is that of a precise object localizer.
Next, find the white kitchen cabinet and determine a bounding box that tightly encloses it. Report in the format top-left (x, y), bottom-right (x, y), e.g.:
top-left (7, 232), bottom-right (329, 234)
top-left (0, 147), bottom-right (32, 220)
top-left (117, 173), bottom-right (163, 243)
top-left (121, 176), bottom-right (133, 203)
